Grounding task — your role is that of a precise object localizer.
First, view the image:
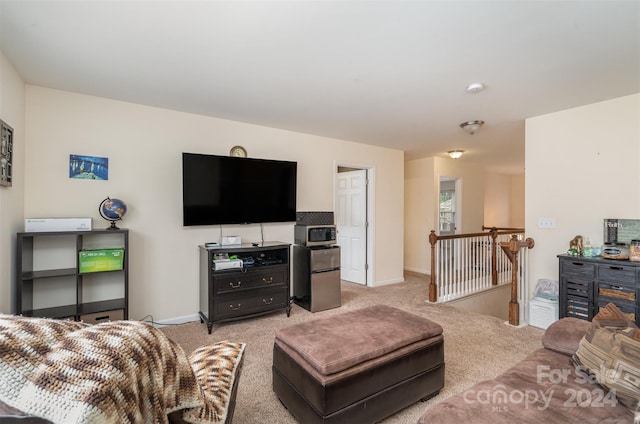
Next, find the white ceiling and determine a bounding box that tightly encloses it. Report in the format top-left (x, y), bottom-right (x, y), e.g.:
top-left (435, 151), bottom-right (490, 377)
top-left (1, 1), bottom-right (639, 174)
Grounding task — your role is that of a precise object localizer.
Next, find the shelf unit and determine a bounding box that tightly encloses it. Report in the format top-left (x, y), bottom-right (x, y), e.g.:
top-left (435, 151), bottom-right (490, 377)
top-left (558, 254), bottom-right (639, 326)
top-left (199, 241), bottom-right (291, 334)
top-left (16, 229), bottom-right (129, 322)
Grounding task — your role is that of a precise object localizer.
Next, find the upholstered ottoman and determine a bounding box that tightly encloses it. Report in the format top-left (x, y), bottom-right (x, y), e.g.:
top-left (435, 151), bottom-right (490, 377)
top-left (272, 305), bottom-right (444, 423)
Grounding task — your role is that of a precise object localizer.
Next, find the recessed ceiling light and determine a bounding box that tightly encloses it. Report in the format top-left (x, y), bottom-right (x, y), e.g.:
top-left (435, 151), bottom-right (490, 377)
top-left (466, 83), bottom-right (485, 93)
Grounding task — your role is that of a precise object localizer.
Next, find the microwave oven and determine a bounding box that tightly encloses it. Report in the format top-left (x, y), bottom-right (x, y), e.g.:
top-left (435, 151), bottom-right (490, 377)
top-left (294, 225), bottom-right (337, 247)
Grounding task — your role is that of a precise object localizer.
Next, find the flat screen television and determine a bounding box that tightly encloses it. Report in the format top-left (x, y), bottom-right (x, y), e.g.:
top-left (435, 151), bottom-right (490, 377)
top-left (182, 152), bottom-right (297, 226)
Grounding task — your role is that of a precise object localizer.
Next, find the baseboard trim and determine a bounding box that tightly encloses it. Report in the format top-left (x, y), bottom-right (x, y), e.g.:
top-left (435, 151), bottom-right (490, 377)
top-left (404, 266), bottom-right (429, 274)
top-left (151, 313), bottom-right (200, 327)
top-left (370, 277), bottom-right (405, 287)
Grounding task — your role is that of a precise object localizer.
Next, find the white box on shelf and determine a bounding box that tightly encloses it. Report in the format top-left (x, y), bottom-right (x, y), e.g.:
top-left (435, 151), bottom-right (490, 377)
top-left (213, 259), bottom-right (243, 271)
top-left (529, 297), bottom-right (559, 329)
top-left (25, 218), bottom-right (92, 232)
top-left (220, 236), bottom-right (241, 246)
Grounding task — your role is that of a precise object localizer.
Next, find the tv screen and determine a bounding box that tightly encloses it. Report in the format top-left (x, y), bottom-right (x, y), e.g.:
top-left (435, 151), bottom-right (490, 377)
top-left (182, 153), bottom-right (297, 226)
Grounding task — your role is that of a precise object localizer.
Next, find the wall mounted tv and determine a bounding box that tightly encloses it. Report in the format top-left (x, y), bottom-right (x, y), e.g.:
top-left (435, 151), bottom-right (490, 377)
top-left (182, 152), bottom-right (297, 226)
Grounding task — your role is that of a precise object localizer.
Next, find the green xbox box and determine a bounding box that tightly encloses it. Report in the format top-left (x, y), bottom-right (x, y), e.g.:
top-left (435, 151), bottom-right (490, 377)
top-left (79, 248), bottom-right (124, 273)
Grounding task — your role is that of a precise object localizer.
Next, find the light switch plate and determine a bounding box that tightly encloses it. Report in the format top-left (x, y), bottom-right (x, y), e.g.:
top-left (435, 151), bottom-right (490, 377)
top-left (538, 217), bottom-right (556, 229)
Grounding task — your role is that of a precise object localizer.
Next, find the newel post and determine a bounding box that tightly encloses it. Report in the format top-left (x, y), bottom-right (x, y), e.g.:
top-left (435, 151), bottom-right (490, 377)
top-left (508, 235), bottom-right (520, 326)
top-left (505, 235), bottom-right (536, 326)
top-left (429, 230), bottom-right (438, 302)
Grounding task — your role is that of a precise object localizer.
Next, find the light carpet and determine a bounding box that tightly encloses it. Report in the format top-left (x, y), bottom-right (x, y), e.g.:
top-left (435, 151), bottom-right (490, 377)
top-left (161, 274), bottom-right (544, 424)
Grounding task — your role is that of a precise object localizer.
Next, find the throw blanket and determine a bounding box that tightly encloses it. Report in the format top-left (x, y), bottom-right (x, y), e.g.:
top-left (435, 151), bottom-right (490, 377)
top-left (185, 341), bottom-right (246, 424)
top-left (0, 315), bottom-right (243, 424)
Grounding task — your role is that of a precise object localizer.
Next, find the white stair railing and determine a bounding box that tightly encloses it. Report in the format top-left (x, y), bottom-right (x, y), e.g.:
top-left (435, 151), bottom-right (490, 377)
top-left (428, 228), bottom-right (534, 325)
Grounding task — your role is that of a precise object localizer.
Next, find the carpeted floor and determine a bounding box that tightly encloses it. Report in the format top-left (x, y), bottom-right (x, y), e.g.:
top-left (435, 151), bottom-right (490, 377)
top-left (161, 274), bottom-right (544, 424)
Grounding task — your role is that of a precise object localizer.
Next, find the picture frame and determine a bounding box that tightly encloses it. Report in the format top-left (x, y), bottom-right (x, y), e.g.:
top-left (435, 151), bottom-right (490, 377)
top-left (0, 119), bottom-right (13, 187)
top-left (69, 154), bottom-right (109, 180)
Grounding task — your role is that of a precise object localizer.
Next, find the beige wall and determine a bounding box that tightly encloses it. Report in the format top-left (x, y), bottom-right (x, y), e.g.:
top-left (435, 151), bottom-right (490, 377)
top-left (404, 156), bottom-right (486, 274)
top-left (510, 174), bottom-right (525, 228)
top-left (485, 172), bottom-right (526, 229)
top-left (404, 157), bottom-right (436, 274)
top-left (525, 93), bottom-right (640, 298)
top-left (484, 173), bottom-right (511, 228)
top-left (19, 86), bottom-right (405, 321)
top-left (0, 52), bottom-right (25, 314)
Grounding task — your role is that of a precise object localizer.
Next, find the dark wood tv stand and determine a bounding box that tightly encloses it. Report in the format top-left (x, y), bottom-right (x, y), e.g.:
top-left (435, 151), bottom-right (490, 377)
top-left (198, 241), bottom-right (291, 333)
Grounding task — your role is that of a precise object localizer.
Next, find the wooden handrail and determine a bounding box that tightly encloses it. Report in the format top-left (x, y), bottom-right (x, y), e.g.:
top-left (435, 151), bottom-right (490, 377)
top-left (434, 230), bottom-right (519, 241)
top-left (482, 225), bottom-right (525, 232)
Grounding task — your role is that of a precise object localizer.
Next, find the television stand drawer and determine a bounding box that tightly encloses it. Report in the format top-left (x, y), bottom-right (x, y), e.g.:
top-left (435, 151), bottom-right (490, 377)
top-left (213, 267), bottom-right (287, 294)
top-left (214, 288), bottom-right (289, 320)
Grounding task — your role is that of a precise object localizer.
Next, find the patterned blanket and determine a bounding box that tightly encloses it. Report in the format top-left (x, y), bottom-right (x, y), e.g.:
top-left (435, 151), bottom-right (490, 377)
top-left (0, 315), bottom-right (245, 424)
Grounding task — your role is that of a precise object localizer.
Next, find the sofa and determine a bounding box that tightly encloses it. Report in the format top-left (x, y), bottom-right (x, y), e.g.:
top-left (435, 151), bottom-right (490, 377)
top-left (418, 302), bottom-right (638, 423)
top-left (0, 315), bottom-right (245, 424)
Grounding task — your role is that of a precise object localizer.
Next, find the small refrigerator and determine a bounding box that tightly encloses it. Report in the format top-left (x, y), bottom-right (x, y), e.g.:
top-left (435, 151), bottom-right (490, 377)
top-left (293, 245), bottom-right (341, 312)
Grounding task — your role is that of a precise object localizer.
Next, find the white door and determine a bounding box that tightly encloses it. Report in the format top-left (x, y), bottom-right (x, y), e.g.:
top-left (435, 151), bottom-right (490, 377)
top-left (336, 169), bottom-right (367, 285)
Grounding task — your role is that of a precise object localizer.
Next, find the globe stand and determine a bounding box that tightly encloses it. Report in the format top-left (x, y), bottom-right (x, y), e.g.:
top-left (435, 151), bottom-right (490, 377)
top-left (99, 197), bottom-right (127, 231)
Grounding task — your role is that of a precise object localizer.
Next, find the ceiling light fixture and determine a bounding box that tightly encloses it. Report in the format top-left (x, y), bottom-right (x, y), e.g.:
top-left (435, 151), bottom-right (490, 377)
top-left (460, 120), bottom-right (485, 135)
top-left (466, 82), bottom-right (485, 93)
top-left (448, 150), bottom-right (464, 159)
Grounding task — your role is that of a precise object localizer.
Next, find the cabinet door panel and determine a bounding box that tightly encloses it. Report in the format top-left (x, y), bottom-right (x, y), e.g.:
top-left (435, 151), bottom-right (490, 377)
top-left (564, 278), bottom-right (592, 299)
top-left (565, 297), bottom-right (591, 320)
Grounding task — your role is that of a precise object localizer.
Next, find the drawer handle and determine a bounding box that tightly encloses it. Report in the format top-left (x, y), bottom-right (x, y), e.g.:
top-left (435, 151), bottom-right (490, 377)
top-left (609, 266), bottom-right (624, 270)
top-left (229, 281), bottom-right (242, 289)
top-left (571, 262), bottom-right (584, 266)
top-left (262, 298), bottom-right (274, 305)
top-left (262, 277), bottom-right (274, 284)
top-left (228, 303), bottom-right (241, 311)
top-left (610, 285), bottom-right (624, 291)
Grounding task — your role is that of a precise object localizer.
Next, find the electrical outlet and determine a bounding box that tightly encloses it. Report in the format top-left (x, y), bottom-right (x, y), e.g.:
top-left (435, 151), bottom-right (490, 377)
top-left (538, 217), bottom-right (556, 229)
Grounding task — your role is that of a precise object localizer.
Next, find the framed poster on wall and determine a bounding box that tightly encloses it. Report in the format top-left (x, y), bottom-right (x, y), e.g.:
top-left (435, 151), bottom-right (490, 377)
top-left (69, 154), bottom-right (109, 180)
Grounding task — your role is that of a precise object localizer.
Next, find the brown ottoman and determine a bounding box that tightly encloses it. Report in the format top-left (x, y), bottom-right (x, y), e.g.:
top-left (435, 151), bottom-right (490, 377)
top-left (272, 305), bottom-right (444, 423)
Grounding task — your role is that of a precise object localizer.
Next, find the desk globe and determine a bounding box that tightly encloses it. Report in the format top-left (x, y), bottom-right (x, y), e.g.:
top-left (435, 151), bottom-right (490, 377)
top-left (99, 197), bottom-right (127, 229)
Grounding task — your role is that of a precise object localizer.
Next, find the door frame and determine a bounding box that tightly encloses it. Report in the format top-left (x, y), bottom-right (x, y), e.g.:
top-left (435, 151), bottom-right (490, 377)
top-left (334, 161), bottom-right (375, 287)
top-left (439, 176), bottom-right (463, 234)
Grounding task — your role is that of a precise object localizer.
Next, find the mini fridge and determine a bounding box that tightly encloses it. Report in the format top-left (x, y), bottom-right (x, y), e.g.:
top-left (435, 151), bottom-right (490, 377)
top-left (293, 245), bottom-right (341, 312)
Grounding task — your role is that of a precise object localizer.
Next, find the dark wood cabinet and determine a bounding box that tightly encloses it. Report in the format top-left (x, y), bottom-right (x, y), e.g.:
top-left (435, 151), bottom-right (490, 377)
top-left (16, 229), bottom-right (129, 322)
top-left (199, 242), bottom-right (291, 333)
top-left (558, 255), bottom-right (639, 325)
